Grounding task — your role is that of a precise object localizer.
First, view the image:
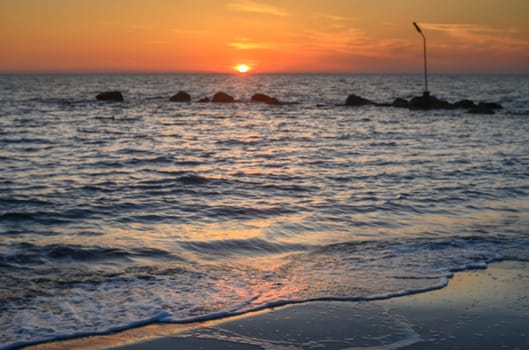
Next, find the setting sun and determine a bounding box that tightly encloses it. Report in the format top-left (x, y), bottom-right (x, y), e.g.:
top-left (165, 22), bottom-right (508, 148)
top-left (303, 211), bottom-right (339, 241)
top-left (235, 64), bottom-right (250, 73)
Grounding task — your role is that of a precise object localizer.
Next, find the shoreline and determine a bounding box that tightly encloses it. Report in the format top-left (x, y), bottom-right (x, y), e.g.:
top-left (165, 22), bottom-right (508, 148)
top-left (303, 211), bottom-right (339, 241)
top-left (25, 260), bottom-right (529, 350)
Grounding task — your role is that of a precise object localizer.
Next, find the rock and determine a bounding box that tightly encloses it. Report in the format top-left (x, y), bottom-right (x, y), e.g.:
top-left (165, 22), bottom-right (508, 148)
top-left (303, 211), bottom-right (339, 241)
top-left (96, 91), bottom-right (123, 102)
top-left (212, 92), bottom-right (235, 103)
top-left (409, 92), bottom-right (454, 110)
top-left (170, 91), bottom-right (191, 102)
top-left (251, 93), bottom-right (281, 105)
top-left (392, 98), bottom-right (409, 108)
top-left (454, 99), bottom-right (476, 109)
top-left (466, 102), bottom-right (502, 114)
top-left (198, 97), bottom-right (210, 103)
top-left (468, 106), bottom-right (495, 115)
top-left (478, 102), bottom-right (502, 109)
top-left (345, 94), bottom-right (374, 107)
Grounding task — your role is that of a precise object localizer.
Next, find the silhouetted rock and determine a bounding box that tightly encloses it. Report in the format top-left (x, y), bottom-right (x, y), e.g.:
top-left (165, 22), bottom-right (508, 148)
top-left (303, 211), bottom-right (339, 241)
top-left (96, 91), bottom-right (123, 102)
top-left (392, 98), bottom-right (409, 108)
top-left (467, 102), bottom-right (502, 114)
top-left (345, 94), bottom-right (374, 107)
top-left (478, 102), bottom-right (502, 109)
top-left (468, 106), bottom-right (495, 115)
top-left (170, 91), bottom-right (191, 102)
top-left (198, 97), bottom-right (210, 103)
top-left (251, 93), bottom-right (280, 105)
top-left (409, 92), bottom-right (454, 110)
top-left (212, 92), bottom-right (235, 103)
top-left (454, 99), bottom-right (476, 109)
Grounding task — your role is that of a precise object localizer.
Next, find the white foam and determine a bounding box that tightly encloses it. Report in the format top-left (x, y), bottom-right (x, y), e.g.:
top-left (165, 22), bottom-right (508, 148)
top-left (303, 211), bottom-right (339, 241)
top-left (1, 237), bottom-right (524, 349)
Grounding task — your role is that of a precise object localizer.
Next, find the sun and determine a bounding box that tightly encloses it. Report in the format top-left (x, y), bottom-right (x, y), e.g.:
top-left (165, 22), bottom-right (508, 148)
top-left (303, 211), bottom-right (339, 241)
top-left (235, 64), bottom-right (250, 73)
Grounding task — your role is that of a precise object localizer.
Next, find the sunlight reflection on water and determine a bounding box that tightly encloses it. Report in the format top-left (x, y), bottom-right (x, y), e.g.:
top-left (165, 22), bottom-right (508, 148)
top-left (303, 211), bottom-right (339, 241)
top-left (1, 74), bottom-right (529, 348)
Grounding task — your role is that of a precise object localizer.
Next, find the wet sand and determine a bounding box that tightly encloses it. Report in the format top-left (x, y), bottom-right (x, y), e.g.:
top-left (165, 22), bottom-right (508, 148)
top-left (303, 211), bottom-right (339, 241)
top-left (28, 260), bottom-right (529, 350)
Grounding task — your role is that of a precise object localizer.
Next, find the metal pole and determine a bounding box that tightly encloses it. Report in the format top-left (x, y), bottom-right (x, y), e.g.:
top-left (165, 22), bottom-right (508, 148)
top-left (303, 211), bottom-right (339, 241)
top-left (413, 22), bottom-right (428, 95)
top-left (422, 32), bottom-right (428, 94)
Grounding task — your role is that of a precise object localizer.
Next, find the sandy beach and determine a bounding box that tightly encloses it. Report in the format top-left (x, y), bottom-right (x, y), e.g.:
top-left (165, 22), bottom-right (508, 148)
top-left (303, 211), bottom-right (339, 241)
top-left (26, 260), bottom-right (529, 350)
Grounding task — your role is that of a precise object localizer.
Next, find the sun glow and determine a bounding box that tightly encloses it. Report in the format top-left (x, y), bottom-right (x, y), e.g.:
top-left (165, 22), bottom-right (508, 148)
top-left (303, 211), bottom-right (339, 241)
top-left (235, 64), bottom-right (250, 73)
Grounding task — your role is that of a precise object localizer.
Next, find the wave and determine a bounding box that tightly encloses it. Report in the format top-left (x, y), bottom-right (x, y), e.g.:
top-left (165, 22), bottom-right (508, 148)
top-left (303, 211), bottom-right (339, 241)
top-left (76, 157), bottom-right (206, 172)
top-left (177, 174), bottom-right (210, 185)
top-left (0, 283), bottom-right (437, 350)
top-left (181, 238), bottom-right (308, 257)
top-left (261, 183), bottom-right (319, 193)
top-left (216, 138), bottom-right (263, 146)
top-left (0, 311), bottom-right (171, 350)
top-left (0, 137), bottom-right (56, 145)
top-left (1, 235), bottom-right (528, 350)
top-left (0, 243), bottom-right (175, 266)
top-left (23, 97), bottom-right (95, 105)
top-left (206, 204), bottom-right (297, 219)
top-left (0, 211), bottom-right (71, 225)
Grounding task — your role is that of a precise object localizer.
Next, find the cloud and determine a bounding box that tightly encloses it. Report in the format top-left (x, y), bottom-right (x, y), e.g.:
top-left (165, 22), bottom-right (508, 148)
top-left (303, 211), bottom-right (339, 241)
top-left (285, 26), bottom-right (369, 54)
top-left (227, 1), bottom-right (288, 17)
top-left (420, 23), bottom-right (529, 51)
top-left (284, 14), bottom-right (400, 56)
top-left (314, 13), bottom-right (350, 29)
top-left (421, 23), bottom-right (516, 35)
top-left (172, 28), bottom-right (215, 36)
top-left (229, 38), bottom-right (276, 50)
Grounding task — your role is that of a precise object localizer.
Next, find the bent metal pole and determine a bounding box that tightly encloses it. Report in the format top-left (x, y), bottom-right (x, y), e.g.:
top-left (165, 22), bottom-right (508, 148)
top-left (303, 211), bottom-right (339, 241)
top-left (413, 21), bottom-right (428, 94)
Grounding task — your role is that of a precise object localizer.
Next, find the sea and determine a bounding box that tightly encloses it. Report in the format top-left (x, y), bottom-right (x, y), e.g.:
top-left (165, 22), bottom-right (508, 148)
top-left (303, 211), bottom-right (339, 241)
top-left (1, 73), bottom-right (528, 349)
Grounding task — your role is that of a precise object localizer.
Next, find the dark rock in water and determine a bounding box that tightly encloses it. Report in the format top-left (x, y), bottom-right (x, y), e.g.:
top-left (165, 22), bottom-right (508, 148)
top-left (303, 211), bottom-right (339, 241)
top-left (345, 94), bottom-right (374, 107)
top-left (454, 99), bottom-right (476, 109)
top-left (409, 92), bottom-right (454, 110)
top-left (170, 91), bottom-right (191, 102)
top-left (212, 92), bottom-right (234, 103)
top-left (96, 91), bottom-right (123, 102)
top-left (478, 102), bottom-right (502, 109)
top-left (392, 98), bottom-right (409, 108)
top-left (251, 93), bottom-right (281, 105)
top-left (468, 106), bottom-right (495, 115)
top-left (465, 102), bottom-right (502, 114)
top-left (198, 97), bottom-right (210, 103)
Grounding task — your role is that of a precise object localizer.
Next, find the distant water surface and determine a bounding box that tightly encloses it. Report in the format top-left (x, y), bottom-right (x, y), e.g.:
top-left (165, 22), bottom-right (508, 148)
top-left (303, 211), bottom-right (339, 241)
top-left (1, 74), bottom-right (528, 349)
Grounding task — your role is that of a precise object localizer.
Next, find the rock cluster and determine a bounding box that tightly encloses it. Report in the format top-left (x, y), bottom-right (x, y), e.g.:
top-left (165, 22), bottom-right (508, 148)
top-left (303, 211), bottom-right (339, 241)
top-left (453, 99), bottom-right (476, 109)
top-left (392, 98), bottom-right (409, 108)
top-left (468, 102), bottom-right (502, 115)
top-left (344, 91), bottom-right (502, 114)
top-left (93, 89), bottom-right (503, 115)
top-left (169, 91), bottom-right (282, 104)
top-left (409, 92), bottom-right (453, 110)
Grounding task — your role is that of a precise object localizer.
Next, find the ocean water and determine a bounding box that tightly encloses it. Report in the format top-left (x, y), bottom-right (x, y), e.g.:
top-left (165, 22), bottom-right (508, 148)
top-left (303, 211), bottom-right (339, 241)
top-left (1, 73), bottom-right (528, 349)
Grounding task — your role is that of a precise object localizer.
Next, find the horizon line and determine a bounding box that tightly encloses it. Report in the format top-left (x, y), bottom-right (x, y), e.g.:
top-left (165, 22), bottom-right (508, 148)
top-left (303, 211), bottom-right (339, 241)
top-left (1, 70), bottom-right (528, 75)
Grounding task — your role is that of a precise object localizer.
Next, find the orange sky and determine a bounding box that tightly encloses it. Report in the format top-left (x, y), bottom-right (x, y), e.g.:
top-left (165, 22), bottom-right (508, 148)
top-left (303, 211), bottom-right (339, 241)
top-left (1, 0), bottom-right (529, 73)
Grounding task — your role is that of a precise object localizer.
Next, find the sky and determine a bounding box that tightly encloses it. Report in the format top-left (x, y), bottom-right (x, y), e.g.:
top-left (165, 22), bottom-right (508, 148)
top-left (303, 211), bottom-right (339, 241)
top-left (1, 0), bottom-right (529, 73)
